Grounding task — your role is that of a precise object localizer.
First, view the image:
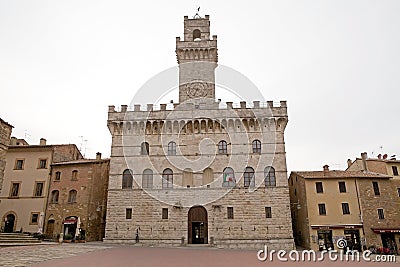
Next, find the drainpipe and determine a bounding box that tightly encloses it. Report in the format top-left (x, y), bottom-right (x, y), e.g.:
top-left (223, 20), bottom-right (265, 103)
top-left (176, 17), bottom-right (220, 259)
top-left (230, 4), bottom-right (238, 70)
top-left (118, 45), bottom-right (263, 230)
top-left (354, 178), bottom-right (366, 249)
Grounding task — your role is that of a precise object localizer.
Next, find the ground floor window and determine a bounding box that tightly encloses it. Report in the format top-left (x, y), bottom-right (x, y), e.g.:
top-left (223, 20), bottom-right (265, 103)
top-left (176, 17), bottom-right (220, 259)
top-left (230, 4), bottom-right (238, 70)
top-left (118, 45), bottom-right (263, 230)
top-left (317, 230), bottom-right (333, 251)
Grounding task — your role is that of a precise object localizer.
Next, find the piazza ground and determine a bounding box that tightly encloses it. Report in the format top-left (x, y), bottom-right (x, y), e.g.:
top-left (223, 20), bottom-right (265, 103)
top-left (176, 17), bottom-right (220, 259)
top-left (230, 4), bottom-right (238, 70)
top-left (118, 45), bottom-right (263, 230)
top-left (0, 243), bottom-right (398, 267)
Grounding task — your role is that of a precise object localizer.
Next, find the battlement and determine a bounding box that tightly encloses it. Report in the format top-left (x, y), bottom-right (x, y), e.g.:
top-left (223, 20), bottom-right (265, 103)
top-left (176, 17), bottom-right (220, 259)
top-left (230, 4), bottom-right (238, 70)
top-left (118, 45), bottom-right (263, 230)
top-left (108, 100), bottom-right (287, 113)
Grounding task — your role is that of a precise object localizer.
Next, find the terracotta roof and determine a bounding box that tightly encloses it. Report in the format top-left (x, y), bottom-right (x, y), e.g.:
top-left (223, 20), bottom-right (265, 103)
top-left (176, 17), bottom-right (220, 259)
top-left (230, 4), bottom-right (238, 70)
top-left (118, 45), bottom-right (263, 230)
top-left (291, 170), bottom-right (391, 179)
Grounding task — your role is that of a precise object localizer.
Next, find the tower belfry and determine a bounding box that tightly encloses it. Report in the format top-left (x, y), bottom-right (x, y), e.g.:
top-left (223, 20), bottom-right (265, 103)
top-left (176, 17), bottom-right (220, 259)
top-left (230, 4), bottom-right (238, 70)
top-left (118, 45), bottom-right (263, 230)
top-left (176, 15), bottom-right (218, 103)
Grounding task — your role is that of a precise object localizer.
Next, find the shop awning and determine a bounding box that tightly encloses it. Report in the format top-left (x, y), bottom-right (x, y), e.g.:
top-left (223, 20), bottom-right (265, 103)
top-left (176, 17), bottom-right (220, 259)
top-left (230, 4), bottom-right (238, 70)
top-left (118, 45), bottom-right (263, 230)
top-left (63, 218), bottom-right (77, 225)
top-left (372, 228), bottom-right (400, 234)
top-left (311, 224), bottom-right (363, 229)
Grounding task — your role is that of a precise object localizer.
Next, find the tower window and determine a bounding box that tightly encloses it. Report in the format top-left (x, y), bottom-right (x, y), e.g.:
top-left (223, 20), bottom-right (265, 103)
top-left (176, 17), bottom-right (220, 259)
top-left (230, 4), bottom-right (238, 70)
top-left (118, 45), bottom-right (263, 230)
top-left (193, 29), bottom-right (201, 41)
top-left (372, 181), bottom-right (380, 195)
top-left (218, 140), bottom-right (227, 154)
top-left (392, 166), bottom-right (398, 176)
top-left (227, 207), bottom-right (234, 219)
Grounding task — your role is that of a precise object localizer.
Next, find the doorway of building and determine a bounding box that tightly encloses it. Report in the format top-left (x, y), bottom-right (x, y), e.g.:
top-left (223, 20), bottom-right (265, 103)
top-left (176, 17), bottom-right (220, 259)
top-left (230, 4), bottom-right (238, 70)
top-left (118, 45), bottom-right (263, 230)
top-left (381, 233), bottom-right (398, 254)
top-left (317, 230), bottom-right (333, 250)
top-left (45, 219), bottom-right (55, 238)
top-left (344, 229), bottom-right (361, 251)
top-left (4, 214), bottom-right (15, 233)
top-left (188, 206), bottom-right (208, 244)
top-left (63, 216), bottom-right (77, 239)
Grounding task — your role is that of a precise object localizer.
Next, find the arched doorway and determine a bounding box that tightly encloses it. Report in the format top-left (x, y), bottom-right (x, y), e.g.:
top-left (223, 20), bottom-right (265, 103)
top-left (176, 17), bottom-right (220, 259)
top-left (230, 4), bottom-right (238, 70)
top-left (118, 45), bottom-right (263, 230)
top-left (4, 214), bottom-right (15, 233)
top-left (188, 206), bottom-right (208, 244)
top-left (46, 219), bottom-right (55, 238)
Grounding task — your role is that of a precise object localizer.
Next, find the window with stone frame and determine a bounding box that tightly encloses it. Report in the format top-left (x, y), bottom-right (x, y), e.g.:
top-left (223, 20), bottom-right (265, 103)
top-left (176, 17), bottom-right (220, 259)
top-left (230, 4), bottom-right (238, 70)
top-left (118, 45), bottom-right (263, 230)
top-left (126, 208), bottom-right (132, 219)
top-left (392, 166), bottom-right (398, 176)
top-left (14, 159), bottom-right (24, 170)
top-left (227, 207), bottom-right (234, 219)
top-left (68, 190), bottom-right (77, 203)
top-left (122, 169), bottom-right (133, 189)
top-left (318, 203), bottom-right (326, 215)
top-left (316, 182), bottom-right (323, 193)
top-left (162, 208), bottom-right (168, 219)
top-left (377, 208), bottom-right (385, 220)
top-left (338, 181), bottom-right (346, 193)
top-left (168, 141), bottom-right (176, 156)
top-left (222, 167), bottom-right (235, 187)
top-left (71, 170), bottom-right (78, 181)
top-left (264, 166), bottom-right (276, 187)
top-left (162, 168), bottom-right (173, 189)
top-left (252, 140), bottom-right (261, 154)
top-left (265, 207), bottom-right (272, 218)
top-left (30, 213), bottom-right (39, 224)
top-left (243, 167), bottom-right (255, 187)
top-left (341, 203), bottom-right (350, 214)
top-left (34, 182), bottom-right (44, 197)
top-left (50, 190), bottom-right (59, 203)
top-left (142, 169), bottom-right (153, 188)
top-left (10, 182), bottom-right (20, 197)
top-left (54, 171), bottom-right (61, 181)
top-left (372, 181), bottom-right (380, 195)
top-left (218, 140), bottom-right (227, 154)
top-left (38, 159), bottom-right (47, 169)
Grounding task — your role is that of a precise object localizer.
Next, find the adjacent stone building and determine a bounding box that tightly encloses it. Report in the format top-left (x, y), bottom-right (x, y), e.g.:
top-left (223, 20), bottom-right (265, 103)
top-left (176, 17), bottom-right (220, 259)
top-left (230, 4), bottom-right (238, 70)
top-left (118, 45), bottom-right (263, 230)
top-left (289, 166), bottom-right (391, 251)
top-left (104, 15), bottom-right (294, 249)
top-left (45, 153), bottom-right (110, 241)
top-left (0, 118), bottom-right (13, 193)
top-left (0, 138), bottom-right (82, 233)
top-left (347, 153), bottom-right (400, 254)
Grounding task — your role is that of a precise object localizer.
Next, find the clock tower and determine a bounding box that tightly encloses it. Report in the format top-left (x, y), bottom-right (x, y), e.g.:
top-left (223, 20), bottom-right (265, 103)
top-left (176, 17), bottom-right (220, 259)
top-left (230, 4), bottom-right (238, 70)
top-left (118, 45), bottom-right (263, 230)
top-left (176, 15), bottom-right (218, 103)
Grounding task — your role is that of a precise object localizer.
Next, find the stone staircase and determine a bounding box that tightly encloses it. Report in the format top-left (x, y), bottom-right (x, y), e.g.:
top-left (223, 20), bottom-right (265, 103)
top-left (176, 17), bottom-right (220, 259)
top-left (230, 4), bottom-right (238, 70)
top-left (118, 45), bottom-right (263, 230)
top-left (0, 233), bottom-right (42, 246)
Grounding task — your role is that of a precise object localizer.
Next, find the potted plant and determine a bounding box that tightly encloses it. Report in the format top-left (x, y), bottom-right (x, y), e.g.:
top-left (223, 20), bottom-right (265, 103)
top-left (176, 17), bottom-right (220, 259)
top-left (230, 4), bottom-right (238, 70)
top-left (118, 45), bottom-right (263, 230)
top-left (63, 234), bottom-right (73, 243)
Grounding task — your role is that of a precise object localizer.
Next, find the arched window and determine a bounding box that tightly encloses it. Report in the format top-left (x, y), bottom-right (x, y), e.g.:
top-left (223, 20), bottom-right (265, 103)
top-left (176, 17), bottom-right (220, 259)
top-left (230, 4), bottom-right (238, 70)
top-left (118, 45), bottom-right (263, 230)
top-left (222, 167), bottom-right (236, 187)
top-left (141, 142), bottom-right (149, 155)
top-left (168, 141), bottom-right (176, 155)
top-left (72, 170), bottom-right (78, 180)
top-left (50, 190), bottom-right (59, 203)
top-left (252, 140), bottom-right (261, 154)
top-left (68, 190), bottom-right (77, 203)
top-left (122, 169), bottom-right (133, 189)
top-left (202, 168), bottom-right (213, 185)
top-left (142, 169), bottom-right (153, 189)
top-left (218, 140), bottom-right (227, 154)
top-left (264, 166), bottom-right (276, 187)
top-left (193, 29), bottom-right (201, 40)
top-left (162, 168), bottom-right (173, 189)
top-left (244, 167), bottom-right (255, 187)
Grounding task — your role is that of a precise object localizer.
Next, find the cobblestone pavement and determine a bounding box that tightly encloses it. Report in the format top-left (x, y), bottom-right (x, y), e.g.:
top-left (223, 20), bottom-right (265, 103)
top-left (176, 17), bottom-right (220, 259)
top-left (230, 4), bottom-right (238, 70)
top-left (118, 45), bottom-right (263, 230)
top-left (0, 243), bottom-right (112, 267)
top-left (0, 243), bottom-right (398, 267)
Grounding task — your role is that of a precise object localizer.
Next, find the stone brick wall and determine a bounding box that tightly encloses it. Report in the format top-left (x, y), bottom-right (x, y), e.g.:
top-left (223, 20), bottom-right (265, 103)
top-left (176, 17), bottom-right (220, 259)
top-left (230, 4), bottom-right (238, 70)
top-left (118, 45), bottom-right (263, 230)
top-left (0, 118), bottom-right (12, 193)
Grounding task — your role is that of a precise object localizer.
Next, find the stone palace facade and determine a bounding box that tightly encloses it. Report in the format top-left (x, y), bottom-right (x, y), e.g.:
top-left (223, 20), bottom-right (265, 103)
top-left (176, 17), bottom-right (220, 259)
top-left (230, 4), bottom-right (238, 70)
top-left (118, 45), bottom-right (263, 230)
top-left (104, 15), bottom-right (294, 250)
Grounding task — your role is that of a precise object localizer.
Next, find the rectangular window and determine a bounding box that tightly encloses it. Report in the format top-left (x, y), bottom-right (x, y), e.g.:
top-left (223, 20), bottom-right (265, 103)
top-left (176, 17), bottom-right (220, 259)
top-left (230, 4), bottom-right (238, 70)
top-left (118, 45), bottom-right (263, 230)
top-left (126, 208), bottom-right (132, 219)
top-left (378, 208), bottom-right (385, 220)
top-left (338, 181), bottom-right (346, 193)
top-left (38, 159), bottom-right (47, 169)
top-left (318, 203), bottom-right (326, 215)
top-left (265, 207), bottom-right (272, 218)
top-left (34, 182), bottom-right (44, 197)
top-left (227, 207), bottom-right (234, 219)
top-left (316, 182), bottom-right (323, 193)
top-left (372, 181), bottom-right (380, 195)
top-left (392, 166), bottom-right (398, 176)
top-left (342, 203), bottom-right (350, 214)
top-left (55, 171), bottom-right (61, 181)
top-left (398, 188), bottom-right (400, 197)
top-left (10, 183), bottom-right (20, 197)
top-left (14, 159), bottom-right (24, 170)
top-left (162, 208), bottom-right (168, 219)
top-left (30, 213), bottom-right (39, 224)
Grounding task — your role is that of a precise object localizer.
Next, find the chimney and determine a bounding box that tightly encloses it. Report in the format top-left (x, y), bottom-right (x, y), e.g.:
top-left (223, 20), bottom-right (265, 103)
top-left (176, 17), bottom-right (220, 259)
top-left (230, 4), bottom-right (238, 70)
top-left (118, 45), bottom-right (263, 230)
top-left (40, 138), bottom-right (47, 146)
top-left (10, 137), bottom-right (17, 146)
top-left (96, 152), bottom-right (102, 160)
top-left (361, 152), bottom-right (368, 172)
top-left (347, 159), bottom-right (352, 168)
top-left (323, 165), bottom-right (329, 172)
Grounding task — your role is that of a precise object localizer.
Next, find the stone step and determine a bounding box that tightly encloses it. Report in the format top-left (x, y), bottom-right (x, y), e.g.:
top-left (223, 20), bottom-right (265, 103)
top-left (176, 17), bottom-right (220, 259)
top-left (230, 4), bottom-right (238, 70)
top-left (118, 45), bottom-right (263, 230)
top-left (0, 238), bottom-right (40, 242)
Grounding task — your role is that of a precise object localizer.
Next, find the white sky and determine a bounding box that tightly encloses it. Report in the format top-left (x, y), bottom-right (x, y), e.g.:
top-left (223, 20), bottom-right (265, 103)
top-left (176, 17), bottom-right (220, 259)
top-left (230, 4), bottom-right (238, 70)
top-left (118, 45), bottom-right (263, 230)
top-left (1, 0), bottom-right (399, 172)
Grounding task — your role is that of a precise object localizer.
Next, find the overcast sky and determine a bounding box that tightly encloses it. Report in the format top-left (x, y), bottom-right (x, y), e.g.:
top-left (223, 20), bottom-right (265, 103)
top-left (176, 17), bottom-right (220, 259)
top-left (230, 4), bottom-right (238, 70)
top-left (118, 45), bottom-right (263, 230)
top-left (1, 0), bottom-right (399, 172)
